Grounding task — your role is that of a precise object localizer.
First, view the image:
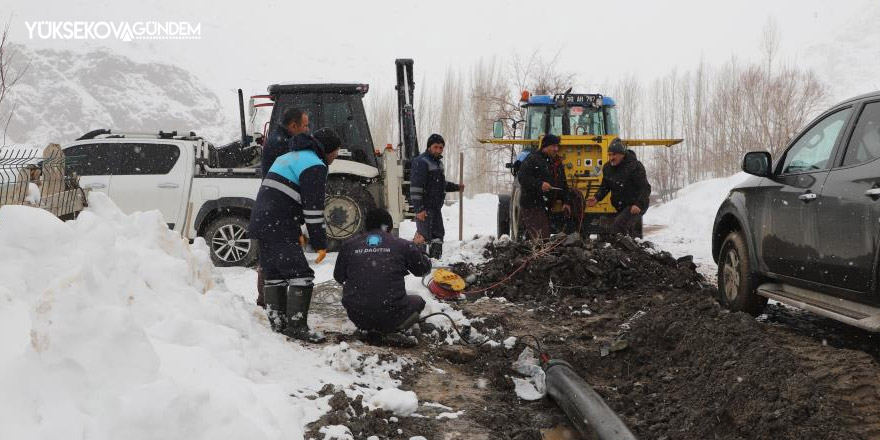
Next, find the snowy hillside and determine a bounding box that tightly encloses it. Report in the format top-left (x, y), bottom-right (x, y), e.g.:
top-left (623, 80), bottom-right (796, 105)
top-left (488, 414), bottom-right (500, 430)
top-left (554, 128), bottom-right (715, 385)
top-left (3, 43), bottom-right (233, 146)
top-left (805, 1), bottom-right (880, 101)
top-left (644, 173), bottom-right (749, 277)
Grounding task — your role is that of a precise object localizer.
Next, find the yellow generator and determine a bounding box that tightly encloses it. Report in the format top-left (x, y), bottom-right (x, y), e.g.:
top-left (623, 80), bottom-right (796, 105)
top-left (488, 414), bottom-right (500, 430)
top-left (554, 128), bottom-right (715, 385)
top-left (483, 92), bottom-right (681, 239)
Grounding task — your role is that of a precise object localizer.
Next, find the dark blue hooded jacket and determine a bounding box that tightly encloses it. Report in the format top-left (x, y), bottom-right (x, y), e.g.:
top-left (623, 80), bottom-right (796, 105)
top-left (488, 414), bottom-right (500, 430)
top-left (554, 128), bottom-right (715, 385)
top-left (261, 125), bottom-right (292, 176)
top-left (249, 133), bottom-right (329, 249)
top-left (409, 151), bottom-right (460, 212)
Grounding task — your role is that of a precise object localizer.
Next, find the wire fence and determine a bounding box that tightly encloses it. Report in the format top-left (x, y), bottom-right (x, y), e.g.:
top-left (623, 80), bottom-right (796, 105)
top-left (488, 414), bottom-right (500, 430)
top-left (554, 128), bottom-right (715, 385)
top-left (0, 146), bottom-right (88, 219)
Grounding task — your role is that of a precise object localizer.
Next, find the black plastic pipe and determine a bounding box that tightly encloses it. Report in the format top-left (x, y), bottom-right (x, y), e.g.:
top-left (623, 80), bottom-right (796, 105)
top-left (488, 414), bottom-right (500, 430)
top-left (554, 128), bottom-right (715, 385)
top-left (544, 359), bottom-right (637, 440)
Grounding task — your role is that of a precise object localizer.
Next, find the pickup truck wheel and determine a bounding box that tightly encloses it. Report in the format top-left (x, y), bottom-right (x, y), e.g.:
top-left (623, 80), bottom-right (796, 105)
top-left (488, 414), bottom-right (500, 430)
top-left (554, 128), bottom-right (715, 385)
top-left (205, 215), bottom-right (258, 267)
top-left (325, 178), bottom-right (376, 251)
top-left (717, 230), bottom-right (766, 315)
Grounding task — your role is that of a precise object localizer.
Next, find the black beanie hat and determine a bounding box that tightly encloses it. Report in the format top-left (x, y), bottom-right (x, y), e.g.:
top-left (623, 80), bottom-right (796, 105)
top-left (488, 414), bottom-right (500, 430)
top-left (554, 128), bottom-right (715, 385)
top-left (313, 128), bottom-right (342, 153)
top-left (608, 138), bottom-right (626, 155)
top-left (541, 134), bottom-right (560, 149)
top-left (365, 208), bottom-right (393, 232)
top-left (426, 133), bottom-right (445, 150)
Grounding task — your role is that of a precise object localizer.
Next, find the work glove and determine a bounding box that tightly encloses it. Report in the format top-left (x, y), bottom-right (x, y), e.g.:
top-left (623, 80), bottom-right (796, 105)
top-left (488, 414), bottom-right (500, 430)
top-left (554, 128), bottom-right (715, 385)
top-left (315, 249), bottom-right (327, 264)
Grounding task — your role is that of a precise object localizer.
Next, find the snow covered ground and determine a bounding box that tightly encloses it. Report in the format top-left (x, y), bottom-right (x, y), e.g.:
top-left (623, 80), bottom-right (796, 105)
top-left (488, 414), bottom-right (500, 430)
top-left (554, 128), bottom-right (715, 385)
top-left (644, 173), bottom-right (750, 278)
top-left (0, 194), bottom-right (423, 440)
top-left (0, 181), bottom-right (739, 439)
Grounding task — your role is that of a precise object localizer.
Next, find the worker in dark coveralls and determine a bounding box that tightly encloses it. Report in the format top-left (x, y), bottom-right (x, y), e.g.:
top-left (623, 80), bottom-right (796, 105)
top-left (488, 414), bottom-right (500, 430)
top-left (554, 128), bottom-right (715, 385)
top-left (516, 134), bottom-right (568, 239)
top-left (256, 107), bottom-right (310, 308)
top-left (334, 208), bottom-right (432, 337)
top-left (547, 148), bottom-right (579, 234)
top-left (587, 138), bottom-right (651, 238)
top-left (409, 133), bottom-right (464, 259)
top-left (249, 128), bottom-right (341, 343)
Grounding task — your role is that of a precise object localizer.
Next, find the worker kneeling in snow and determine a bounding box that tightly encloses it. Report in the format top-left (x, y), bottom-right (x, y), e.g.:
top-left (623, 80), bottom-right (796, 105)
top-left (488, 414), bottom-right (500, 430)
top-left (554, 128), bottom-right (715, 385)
top-left (334, 209), bottom-right (432, 337)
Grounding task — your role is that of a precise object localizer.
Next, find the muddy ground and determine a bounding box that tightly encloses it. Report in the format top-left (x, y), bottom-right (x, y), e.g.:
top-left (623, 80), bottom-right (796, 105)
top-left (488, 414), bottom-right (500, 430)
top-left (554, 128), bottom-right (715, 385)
top-left (306, 234), bottom-right (880, 440)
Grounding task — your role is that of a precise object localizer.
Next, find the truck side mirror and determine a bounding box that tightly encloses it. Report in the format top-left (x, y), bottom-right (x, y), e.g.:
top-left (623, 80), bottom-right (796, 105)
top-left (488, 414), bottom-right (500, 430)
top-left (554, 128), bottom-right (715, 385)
top-left (493, 120), bottom-right (504, 139)
top-left (742, 151), bottom-right (772, 177)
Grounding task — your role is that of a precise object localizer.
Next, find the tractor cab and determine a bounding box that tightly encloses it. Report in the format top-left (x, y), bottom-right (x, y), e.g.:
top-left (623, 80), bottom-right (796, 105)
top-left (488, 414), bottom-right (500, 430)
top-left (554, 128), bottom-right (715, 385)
top-left (484, 90), bottom-right (682, 240)
top-left (249, 83), bottom-right (378, 168)
top-left (521, 93), bottom-right (620, 139)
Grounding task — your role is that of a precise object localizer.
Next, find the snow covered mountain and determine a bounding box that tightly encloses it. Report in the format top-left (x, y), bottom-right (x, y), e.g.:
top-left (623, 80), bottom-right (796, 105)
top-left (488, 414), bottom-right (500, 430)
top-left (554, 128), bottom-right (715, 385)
top-left (2, 43), bottom-right (234, 146)
top-left (804, 2), bottom-right (880, 102)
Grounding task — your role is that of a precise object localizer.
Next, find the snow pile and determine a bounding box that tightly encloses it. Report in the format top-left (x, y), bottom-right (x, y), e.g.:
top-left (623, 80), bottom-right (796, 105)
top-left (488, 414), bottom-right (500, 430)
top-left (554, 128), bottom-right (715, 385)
top-left (318, 425), bottom-right (353, 440)
top-left (400, 193), bottom-right (499, 245)
top-left (0, 193), bottom-right (406, 440)
top-left (368, 388), bottom-right (419, 416)
top-left (644, 173), bottom-right (749, 275)
top-left (510, 348), bottom-right (546, 401)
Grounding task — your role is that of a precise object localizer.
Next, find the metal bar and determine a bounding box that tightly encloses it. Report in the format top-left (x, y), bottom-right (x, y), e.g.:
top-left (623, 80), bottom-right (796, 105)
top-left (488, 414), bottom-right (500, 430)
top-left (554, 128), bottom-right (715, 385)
top-left (458, 151), bottom-right (464, 241)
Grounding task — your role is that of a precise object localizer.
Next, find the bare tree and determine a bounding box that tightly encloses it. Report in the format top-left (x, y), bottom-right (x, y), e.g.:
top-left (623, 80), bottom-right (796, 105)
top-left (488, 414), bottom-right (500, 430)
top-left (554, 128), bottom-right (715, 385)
top-left (0, 19), bottom-right (29, 145)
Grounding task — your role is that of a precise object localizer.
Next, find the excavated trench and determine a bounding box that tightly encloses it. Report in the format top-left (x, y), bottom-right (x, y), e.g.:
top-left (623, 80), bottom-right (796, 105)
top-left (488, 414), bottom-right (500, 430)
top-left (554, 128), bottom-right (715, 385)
top-left (306, 235), bottom-right (880, 439)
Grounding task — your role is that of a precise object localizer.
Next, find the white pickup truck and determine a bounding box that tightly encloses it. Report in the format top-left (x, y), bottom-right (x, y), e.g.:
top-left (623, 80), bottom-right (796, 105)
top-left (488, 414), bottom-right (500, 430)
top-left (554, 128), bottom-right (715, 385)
top-left (62, 129), bottom-right (407, 267)
top-left (62, 131), bottom-right (264, 266)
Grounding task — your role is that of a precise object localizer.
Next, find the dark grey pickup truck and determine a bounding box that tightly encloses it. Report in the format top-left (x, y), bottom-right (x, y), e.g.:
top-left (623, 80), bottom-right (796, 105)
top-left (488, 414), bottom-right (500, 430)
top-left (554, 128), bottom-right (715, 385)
top-left (713, 91), bottom-right (880, 331)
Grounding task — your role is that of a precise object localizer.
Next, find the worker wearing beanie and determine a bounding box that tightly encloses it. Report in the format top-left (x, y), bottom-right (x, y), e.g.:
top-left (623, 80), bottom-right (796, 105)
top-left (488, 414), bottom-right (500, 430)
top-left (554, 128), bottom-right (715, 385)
top-left (587, 138), bottom-right (651, 238)
top-left (249, 128), bottom-right (342, 343)
top-left (409, 133), bottom-right (464, 259)
top-left (517, 134), bottom-right (564, 239)
top-left (334, 208), bottom-right (432, 345)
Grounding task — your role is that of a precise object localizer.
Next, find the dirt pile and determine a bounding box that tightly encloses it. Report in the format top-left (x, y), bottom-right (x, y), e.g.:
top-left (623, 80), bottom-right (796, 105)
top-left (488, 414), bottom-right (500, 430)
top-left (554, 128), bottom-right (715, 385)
top-left (462, 233), bottom-right (704, 302)
top-left (442, 234), bottom-right (871, 439)
top-left (305, 384), bottom-right (440, 439)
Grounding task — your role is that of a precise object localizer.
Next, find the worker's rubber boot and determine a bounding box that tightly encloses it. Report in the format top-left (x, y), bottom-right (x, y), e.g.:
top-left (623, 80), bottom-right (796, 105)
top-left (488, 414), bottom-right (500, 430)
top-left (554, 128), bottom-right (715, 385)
top-left (380, 332), bottom-right (419, 348)
top-left (397, 311), bottom-right (421, 333)
top-left (263, 284), bottom-right (287, 333)
top-left (283, 285), bottom-right (326, 343)
top-left (429, 240), bottom-right (443, 259)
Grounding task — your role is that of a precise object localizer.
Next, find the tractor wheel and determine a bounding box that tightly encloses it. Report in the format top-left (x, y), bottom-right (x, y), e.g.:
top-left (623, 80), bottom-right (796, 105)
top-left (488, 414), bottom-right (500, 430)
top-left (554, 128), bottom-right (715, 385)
top-left (325, 177), bottom-right (376, 251)
top-left (497, 194), bottom-right (511, 237)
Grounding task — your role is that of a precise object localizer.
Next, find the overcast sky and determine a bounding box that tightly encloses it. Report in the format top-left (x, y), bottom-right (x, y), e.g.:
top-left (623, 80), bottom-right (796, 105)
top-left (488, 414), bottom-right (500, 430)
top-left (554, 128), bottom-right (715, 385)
top-left (3, 0), bottom-right (877, 112)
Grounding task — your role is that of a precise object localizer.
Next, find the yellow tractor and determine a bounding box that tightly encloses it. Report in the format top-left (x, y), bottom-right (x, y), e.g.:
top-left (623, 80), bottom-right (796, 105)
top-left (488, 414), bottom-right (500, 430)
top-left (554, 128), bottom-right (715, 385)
top-left (482, 91), bottom-right (681, 239)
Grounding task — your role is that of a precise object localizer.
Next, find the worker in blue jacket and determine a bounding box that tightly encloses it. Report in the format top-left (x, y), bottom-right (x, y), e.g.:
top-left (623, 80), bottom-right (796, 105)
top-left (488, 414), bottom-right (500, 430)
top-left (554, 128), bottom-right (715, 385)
top-left (409, 134), bottom-right (464, 259)
top-left (255, 107), bottom-right (310, 309)
top-left (249, 128), bottom-right (341, 343)
top-left (334, 208), bottom-right (432, 335)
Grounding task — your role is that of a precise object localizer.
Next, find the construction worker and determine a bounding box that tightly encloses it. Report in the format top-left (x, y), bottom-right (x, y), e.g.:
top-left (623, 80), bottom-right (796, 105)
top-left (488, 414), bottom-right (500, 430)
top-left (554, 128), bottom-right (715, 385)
top-left (517, 134), bottom-right (567, 239)
top-left (248, 128), bottom-right (341, 343)
top-left (261, 107), bottom-right (310, 177)
top-left (256, 107), bottom-right (310, 308)
top-left (547, 150), bottom-right (578, 234)
top-left (333, 208), bottom-right (431, 342)
top-left (410, 134), bottom-right (464, 259)
top-left (586, 138), bottom-right (651, 238)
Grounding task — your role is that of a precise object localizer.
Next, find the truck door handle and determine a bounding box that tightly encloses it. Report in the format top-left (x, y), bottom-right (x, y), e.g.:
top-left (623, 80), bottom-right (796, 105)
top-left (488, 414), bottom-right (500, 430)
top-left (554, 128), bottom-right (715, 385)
top-left (157, 183), bottom-right (179, 189)
top-left (798, 192), bottom-right (817, 202)
top-left (85, 183), bottom-right (106, 189)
